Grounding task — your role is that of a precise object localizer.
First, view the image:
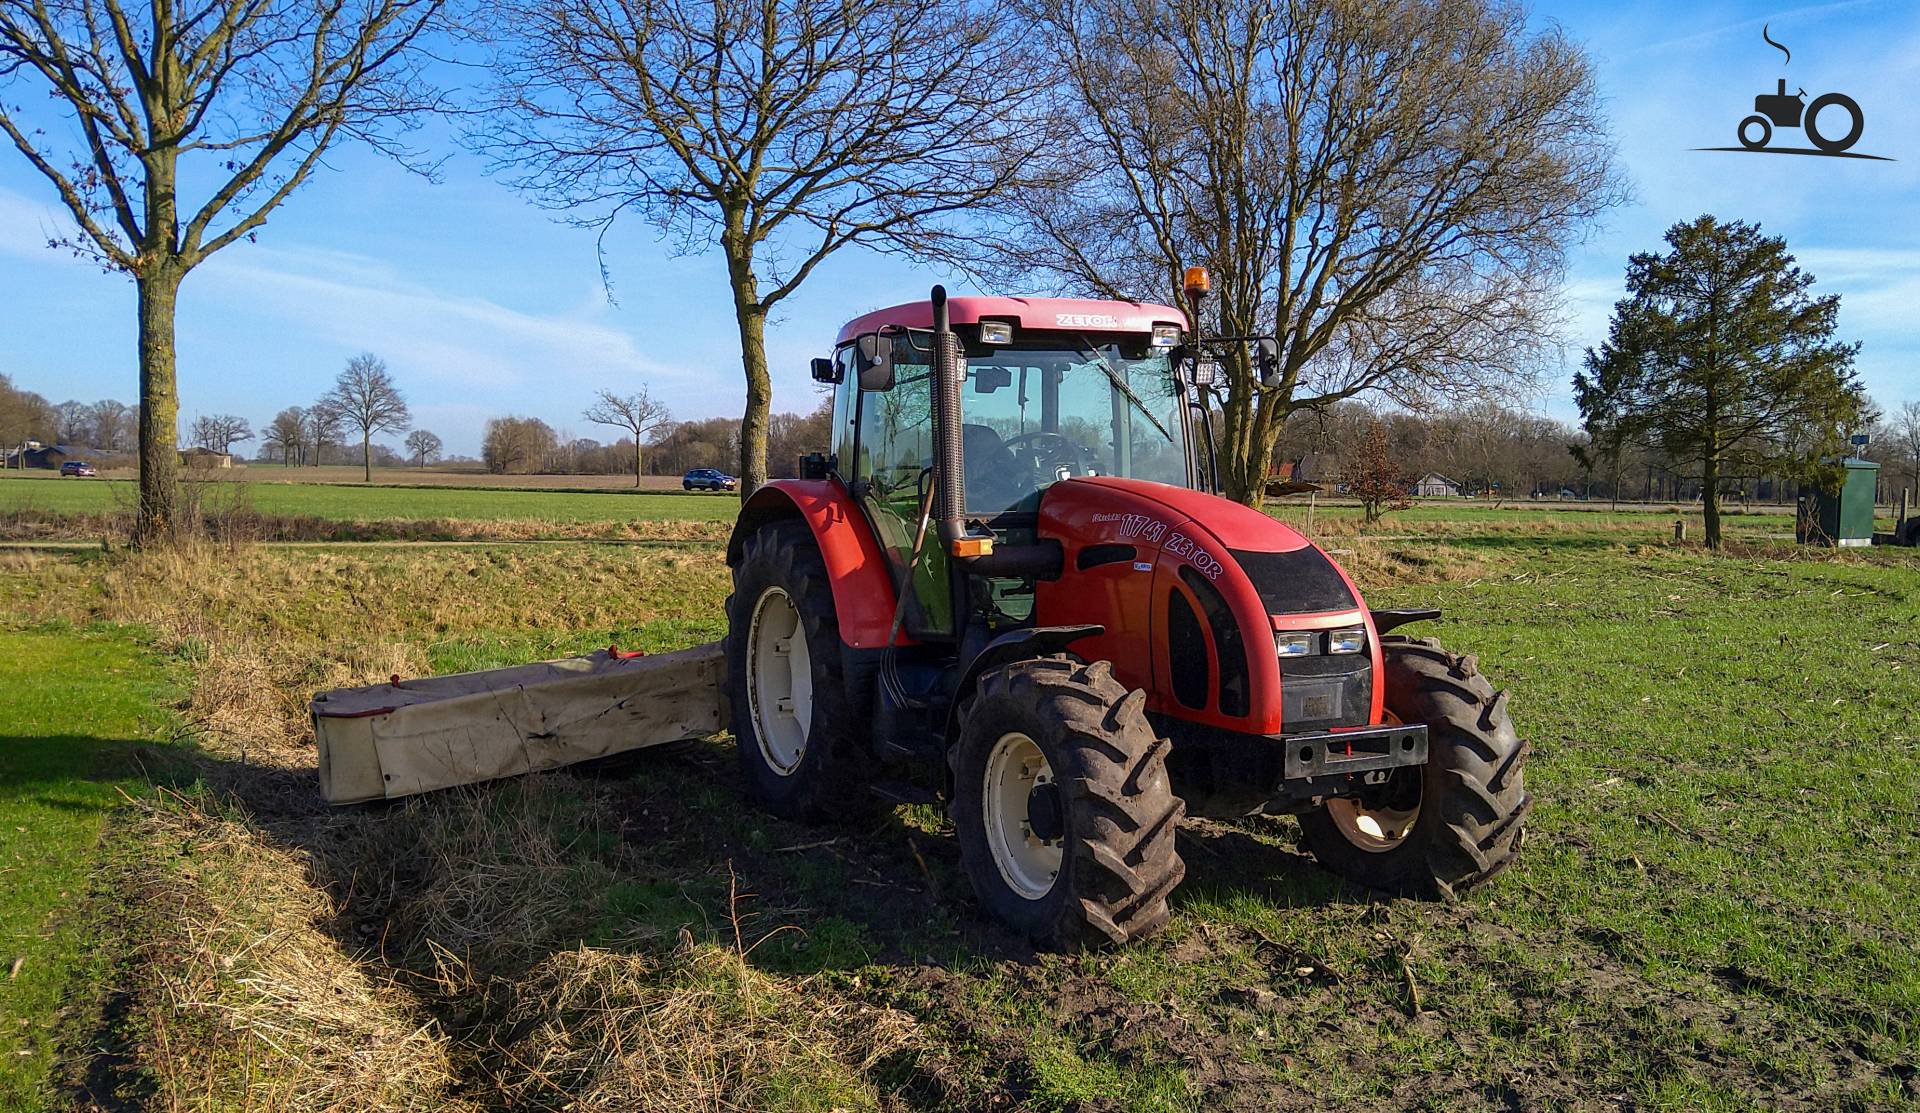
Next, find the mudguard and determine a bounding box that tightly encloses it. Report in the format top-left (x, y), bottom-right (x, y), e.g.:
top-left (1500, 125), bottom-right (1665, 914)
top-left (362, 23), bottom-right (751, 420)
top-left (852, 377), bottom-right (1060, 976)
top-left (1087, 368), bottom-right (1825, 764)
top-left (727, 479), bottom-right (908, 649)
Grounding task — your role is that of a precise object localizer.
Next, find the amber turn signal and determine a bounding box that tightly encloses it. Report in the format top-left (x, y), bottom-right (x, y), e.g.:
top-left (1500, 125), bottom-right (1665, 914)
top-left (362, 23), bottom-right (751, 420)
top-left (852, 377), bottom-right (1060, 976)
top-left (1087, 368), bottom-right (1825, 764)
top-left (950, 536), bottom-right (995, 558)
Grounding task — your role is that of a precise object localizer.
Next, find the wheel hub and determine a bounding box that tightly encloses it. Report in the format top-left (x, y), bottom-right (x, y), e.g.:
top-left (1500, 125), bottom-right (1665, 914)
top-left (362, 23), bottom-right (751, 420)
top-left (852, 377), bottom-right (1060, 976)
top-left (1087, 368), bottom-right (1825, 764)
top-left (1326, 771), bottom-right (1422, 853)
top-left (1026, 781), bottom-right (1065, 843)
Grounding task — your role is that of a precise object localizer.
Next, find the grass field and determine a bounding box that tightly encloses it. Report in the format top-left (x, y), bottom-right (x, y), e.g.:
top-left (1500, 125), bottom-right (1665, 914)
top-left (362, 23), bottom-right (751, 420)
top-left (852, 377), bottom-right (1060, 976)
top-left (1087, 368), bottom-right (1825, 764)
top-left (0, 474), bottom-right (737, 536)
top-left (0, 628), bottom-right (185, 1110)
top-left (0, 498), bottom-right (1917, 1110)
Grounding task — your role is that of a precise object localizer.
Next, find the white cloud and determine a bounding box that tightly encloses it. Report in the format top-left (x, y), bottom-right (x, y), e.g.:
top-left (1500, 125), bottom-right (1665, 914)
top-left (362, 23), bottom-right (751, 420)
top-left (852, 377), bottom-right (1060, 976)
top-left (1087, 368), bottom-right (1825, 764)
top-left (194, 243), bottom-right (699, 391)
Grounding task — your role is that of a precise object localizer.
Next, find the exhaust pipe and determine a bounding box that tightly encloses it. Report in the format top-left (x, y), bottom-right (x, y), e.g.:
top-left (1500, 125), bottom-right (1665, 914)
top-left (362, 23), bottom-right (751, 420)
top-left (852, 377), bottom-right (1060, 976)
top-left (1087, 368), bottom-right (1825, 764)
top-left (930, 286), bottom-right (974, 554)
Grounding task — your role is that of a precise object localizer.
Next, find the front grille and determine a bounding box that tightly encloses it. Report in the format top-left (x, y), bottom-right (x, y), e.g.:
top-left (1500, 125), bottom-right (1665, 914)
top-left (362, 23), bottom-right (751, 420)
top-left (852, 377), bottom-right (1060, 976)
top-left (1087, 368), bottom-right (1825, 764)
top-left (1277, 653), bottom-right (1371, 731)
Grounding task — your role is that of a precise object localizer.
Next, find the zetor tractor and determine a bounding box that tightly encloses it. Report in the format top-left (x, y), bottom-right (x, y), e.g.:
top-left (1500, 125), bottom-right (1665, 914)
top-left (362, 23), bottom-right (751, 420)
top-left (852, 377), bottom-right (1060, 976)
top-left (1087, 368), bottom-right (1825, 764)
top-left (724, 278), bottom-right (1530, 948)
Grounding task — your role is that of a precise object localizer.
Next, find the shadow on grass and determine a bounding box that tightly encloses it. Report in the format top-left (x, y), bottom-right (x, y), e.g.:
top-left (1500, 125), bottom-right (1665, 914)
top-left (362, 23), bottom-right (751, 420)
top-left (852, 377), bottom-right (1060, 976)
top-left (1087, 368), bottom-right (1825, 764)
top-left (0, 734), bottom-right (196, 800)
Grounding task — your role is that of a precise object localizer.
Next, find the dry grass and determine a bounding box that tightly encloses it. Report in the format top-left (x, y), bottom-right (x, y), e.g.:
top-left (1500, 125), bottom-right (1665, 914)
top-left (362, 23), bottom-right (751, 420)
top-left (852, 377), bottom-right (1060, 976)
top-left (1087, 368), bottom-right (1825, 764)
top-left (487, 945), bottom-right (916, 1113)
top-left (103, 796), bottom-right (481, 1113)
top-left (10, 541), bottom-right (731, 758)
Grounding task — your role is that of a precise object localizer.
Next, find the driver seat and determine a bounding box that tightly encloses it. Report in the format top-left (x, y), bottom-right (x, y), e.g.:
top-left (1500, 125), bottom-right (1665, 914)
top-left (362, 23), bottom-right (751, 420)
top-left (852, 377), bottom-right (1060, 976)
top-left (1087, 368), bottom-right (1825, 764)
top-left (961, 422), bottom-right (1026, 514)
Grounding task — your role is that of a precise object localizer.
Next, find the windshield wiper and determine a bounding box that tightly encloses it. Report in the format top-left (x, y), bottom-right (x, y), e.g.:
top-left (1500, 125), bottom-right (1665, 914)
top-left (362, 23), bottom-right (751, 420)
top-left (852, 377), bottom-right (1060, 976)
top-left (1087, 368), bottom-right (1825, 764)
top-left (1076, 334), bottom-right (1173, 443)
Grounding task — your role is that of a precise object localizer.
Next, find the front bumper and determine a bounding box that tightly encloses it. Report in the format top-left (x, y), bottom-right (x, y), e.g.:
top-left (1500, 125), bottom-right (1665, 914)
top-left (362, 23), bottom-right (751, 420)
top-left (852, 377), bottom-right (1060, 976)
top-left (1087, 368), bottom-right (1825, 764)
top-left (1157, 717), bottom-right (1430, 818)
top-left (1280, 722), bottom-right (1428, 779)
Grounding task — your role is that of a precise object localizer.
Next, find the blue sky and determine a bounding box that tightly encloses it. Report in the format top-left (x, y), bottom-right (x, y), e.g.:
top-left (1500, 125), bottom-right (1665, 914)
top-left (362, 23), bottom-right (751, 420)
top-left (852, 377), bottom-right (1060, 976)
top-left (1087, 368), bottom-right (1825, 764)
top-left (2, 0), bottom-right (1916, 457)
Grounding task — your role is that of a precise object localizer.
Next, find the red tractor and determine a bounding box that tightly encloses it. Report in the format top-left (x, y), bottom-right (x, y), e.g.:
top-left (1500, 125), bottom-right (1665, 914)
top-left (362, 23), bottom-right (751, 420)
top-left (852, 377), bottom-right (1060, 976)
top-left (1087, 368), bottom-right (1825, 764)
top-left (724, 279), bottom-right (1529, 948)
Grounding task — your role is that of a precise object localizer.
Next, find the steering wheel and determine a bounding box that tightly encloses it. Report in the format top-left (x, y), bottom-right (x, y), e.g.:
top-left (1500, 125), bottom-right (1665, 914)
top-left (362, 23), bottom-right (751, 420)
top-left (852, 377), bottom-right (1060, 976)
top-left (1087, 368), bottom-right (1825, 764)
top-left (1001, 431), bottom-right (1098, 481)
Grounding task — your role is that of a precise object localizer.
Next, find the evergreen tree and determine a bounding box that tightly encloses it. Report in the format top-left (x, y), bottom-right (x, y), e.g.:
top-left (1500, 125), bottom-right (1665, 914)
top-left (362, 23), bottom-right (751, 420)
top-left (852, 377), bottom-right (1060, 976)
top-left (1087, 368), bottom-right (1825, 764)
top-left (1576, 216), bottom-right (1865, 548)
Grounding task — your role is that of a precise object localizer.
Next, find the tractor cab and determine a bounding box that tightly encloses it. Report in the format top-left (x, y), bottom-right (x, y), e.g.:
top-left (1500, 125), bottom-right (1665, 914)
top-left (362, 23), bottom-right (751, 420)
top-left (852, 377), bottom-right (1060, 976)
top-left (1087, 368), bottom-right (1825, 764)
top-left (811, 294), bottom-right (1206, 641)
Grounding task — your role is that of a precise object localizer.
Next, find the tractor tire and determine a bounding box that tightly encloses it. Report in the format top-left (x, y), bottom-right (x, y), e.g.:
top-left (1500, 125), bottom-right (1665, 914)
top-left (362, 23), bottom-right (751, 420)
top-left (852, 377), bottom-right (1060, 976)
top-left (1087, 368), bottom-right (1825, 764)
top-left (950, 656), bottom-right (1185, 949)
top-left (725, 520), bottom-right (873, 823)
top-left (1299, 637), bottom-right (1531, 899)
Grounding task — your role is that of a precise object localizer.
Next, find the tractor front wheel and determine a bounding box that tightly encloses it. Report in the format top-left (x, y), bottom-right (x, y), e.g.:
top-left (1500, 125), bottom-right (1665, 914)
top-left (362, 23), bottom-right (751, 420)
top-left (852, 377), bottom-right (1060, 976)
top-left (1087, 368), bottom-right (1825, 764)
top-left (1300, 637), bottom-right (1531, 898)
top-left (950, 657), bottom-right (1185, 949)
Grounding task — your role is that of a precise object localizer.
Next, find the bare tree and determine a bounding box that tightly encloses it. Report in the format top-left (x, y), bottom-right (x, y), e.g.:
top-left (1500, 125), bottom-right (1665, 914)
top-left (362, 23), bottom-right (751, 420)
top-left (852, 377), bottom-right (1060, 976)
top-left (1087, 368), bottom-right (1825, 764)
top-left (582, 388), bottom-right (670, 486)
top-left (323, 354), bottom-right (410, 482)
top-left (0, 373), bottom-right (54, 465)
top-left (263, 407), bottom-right (306, 465)
top-left (188, 413), bottom-right (253, 454)
top-left (482, 416), bottom-right (556, 474)
top-left (306, 402), bottom-right (344, 467)
top-left (404, 428), bottom-right (442, 468)
top-left (986, 0), bottom-right (1621, 505)
top-left (52, 400), bottom-right (90, 444)
top-left (0, 0), bottom-right (447, 539)
top-left (1897, 400), bottom-right (1920, 501)
top-left (477, 0), bottom-right (1050, 500)
top-left (88, 399), bottom-right (134, 452)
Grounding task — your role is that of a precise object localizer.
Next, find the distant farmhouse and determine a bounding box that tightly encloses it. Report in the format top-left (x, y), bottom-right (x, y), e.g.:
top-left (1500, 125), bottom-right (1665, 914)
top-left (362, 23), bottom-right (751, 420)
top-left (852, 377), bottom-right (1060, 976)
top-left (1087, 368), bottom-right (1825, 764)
top-left (1414, 472), bottom-right (1461, 498)
top-left (4, 441), bottom-right (76, 469)
top-left (179, 447), bottom-right (237, 469)
top-left (1291, 453), bottom-right (1342, 490)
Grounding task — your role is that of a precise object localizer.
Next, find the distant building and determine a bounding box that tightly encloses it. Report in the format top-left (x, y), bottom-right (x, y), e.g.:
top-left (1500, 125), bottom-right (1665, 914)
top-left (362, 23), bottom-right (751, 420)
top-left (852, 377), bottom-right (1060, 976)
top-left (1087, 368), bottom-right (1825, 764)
top-left (179, 447), bottom-right (236, 469)
top-left (1414, 472), bottom-right (1461, 498)
top-left (1292, 453), bottom-right (1342, 486)
top-left (4, 443), bottom-right (76, 469)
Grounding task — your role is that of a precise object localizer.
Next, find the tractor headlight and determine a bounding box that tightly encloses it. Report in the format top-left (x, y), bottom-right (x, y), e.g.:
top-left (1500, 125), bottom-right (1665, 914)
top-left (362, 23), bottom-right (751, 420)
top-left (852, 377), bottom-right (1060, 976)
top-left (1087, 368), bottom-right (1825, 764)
top-left (978, 320), bottom-right (1013, 346)
top-left (1151, 324), bottom-right (1181, 348)
top-left (1275, 631), bottom-right (1315, 658)
top-left (1327, 626), bottom-right (1366, 654)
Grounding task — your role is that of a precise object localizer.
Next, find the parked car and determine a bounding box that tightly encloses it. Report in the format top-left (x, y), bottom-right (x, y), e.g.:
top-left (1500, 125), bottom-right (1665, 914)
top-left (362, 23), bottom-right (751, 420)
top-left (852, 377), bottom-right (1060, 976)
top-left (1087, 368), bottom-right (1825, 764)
top-left (59, 461), bottom-right (97, 477)
top-left (682, 468), bottom-right (738, 492)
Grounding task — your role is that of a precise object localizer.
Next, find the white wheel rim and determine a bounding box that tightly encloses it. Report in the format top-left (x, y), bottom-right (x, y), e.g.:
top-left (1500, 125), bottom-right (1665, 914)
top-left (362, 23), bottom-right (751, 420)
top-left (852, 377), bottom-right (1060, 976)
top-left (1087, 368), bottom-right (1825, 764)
top-left (983, 731), bottom-right (1063, 899)
top-left (1326, 793), bottom-right (1420, 853)
top-left (745, 585), bottom-right (811, 775)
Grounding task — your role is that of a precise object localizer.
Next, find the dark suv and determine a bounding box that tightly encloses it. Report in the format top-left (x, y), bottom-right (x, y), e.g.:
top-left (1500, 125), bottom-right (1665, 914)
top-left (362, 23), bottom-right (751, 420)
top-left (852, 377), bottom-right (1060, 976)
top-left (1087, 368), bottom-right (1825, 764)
top-left (60, 460), bottom-right (97, 477)
top-left (682, 468), bottom-right (737, 492)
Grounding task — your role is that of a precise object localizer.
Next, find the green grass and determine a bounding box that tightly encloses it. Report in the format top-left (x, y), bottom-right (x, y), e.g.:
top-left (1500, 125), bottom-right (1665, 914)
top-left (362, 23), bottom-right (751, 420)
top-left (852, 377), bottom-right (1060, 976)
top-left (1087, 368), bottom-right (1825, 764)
top-left (0, 474), bottom-right (737, 524)
top-left (0, 628), bottom-right (182, 1110)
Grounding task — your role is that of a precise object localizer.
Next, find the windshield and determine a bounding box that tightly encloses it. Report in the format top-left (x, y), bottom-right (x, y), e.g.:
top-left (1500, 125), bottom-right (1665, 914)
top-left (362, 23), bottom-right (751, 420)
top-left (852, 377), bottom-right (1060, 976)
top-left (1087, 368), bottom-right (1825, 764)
top-left (960, 339), bottom-right (1189, 515)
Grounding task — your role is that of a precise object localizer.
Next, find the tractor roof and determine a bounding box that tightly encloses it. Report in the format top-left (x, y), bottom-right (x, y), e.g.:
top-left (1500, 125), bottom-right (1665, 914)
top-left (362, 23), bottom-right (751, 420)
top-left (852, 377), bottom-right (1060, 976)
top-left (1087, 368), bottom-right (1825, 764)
top-left (835, 296), bottom-right (1187, 345)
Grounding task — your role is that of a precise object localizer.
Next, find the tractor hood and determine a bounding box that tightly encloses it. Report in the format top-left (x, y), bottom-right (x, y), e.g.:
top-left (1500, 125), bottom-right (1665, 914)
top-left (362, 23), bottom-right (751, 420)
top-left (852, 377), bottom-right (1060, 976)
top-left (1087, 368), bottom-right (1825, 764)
top-left (1032, 476), bottom-right (1380, 735)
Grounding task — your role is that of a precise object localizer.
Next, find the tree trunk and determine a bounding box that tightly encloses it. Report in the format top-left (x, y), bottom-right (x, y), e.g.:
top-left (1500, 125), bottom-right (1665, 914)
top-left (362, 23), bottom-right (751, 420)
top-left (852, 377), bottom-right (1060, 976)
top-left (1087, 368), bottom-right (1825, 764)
top-left (722, 222), bottom-right (769, 503)
top-left (1701, 452), bottom-right (1721, 549)
top-left (135, 267), bottom-right (183, 544)
top-left (363, 433), bottom-right (372, 482)
top-left (633, 438), bottom-right (643, 488)
top-left (736, 306), bottom-right (771, 502)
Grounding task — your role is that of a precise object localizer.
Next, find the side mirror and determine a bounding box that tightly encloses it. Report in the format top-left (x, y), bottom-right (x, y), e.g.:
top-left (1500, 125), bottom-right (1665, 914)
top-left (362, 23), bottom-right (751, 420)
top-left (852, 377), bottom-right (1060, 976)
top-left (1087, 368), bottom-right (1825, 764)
top-left (855, 332), bottom-right (894, 391)
top-left (1255, 338), bottom-right (1281, 387)
top-left (810, 357), bottom-right (841, 384)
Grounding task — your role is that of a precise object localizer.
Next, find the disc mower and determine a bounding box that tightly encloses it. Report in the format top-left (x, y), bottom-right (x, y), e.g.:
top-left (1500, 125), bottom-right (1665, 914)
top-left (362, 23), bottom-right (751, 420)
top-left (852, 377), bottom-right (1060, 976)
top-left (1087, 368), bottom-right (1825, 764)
top-left (724, 276), bottom-right (1530, 948)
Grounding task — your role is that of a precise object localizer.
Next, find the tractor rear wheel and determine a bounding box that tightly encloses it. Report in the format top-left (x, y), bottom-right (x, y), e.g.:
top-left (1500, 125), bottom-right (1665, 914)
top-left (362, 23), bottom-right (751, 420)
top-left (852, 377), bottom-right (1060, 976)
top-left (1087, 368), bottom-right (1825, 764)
top-left (726, 520), bottom-right (872, 823)
top-left (1299, 637), bottom-right (1531, 898)
top-left (950, 656), bottom-right (1185, 949)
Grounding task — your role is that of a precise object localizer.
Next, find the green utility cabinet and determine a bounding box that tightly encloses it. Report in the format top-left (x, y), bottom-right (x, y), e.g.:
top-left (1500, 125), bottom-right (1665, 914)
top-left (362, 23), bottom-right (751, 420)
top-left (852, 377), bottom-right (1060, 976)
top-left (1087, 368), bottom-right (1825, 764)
top-left (1797, 457), bottom-right (1879, 547)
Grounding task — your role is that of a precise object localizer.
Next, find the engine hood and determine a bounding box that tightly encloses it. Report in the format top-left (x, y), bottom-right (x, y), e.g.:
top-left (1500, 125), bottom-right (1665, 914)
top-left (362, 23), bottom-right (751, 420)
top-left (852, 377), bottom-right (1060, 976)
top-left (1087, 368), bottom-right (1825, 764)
top-left (1062, 476), bottom-right (1314, 554)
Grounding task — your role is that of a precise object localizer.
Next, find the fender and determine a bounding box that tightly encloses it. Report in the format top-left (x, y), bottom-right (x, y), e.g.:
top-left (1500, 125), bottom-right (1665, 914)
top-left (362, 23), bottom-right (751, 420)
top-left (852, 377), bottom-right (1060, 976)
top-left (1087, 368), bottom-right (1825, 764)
top-left (941, 623), bottom-right (1104, 748)
top-left (727, 479), bottom-right (908, 649)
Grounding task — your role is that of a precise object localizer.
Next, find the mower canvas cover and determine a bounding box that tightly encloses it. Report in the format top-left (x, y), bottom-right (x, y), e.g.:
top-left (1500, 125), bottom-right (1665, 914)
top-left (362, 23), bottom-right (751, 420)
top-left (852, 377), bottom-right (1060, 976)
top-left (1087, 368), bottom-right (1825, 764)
top-left (310, 643), bottom-right (726, 804)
